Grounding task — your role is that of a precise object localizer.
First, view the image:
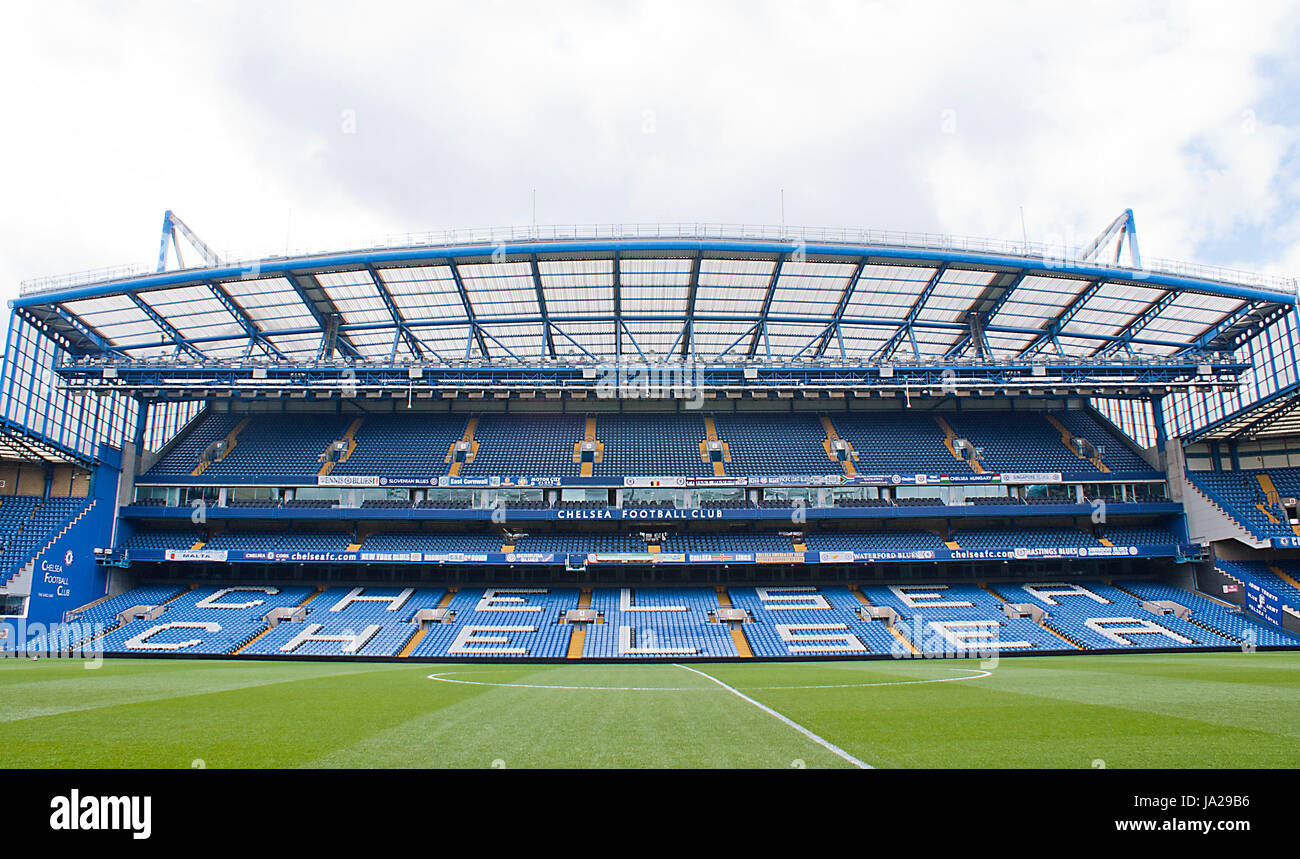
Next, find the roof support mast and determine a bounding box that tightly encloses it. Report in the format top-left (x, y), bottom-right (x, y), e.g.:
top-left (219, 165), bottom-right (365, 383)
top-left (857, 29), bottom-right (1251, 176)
top-left (157, 210), bottom-right (222, 272)
top-left (1079, 208), bottom-right (1142, 269)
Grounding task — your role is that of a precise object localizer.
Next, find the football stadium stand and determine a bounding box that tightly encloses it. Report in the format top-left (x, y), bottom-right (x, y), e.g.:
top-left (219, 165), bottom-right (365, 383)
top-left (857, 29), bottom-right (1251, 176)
top-left (7, 222), bottom-right (1300, 665)
top-left (26, 580), bottom-right (1292, 660)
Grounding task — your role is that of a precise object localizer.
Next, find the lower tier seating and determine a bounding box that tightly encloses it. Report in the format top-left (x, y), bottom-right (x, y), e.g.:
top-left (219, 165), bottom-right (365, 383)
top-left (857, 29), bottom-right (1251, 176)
top-left (30, 580), bottom-right (1295, 659)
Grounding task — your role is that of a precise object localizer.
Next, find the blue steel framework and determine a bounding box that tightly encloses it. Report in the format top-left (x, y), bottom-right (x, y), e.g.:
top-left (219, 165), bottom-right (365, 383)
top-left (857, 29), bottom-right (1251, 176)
top-left (2, 230), bottom-right (1296, 464)
top-left (1167, 306), bottom-right (1300, 442)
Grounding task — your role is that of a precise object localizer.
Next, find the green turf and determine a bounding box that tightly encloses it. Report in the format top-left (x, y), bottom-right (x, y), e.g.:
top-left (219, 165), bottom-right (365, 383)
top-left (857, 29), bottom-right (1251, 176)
top-left (0, 652), bottom-right (1296, 768)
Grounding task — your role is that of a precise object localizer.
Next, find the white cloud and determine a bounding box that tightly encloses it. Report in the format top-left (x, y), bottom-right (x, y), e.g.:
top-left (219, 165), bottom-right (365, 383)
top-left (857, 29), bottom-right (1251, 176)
top-left (0, 0), bottom-right (1296, 306)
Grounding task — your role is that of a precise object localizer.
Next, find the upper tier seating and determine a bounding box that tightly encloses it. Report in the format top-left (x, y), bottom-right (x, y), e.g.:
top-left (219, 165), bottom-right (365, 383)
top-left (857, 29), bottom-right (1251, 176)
top-left (1049, 410), bottom-right (1154, 472)
top-left (831, 412), bottom-right (974, 474)
top-left (1184, 470), bottom-right (1297, 540)
top-left (802, 530), bottom-right (946, 551)
top-left (1101, 525), bottom-right (1180, 545)
top-left (200, 414), bottom-right (356, 478)
top-left (712, 414), bottom-right (834, 474)
top-left (459, 414), bottom-right (586, 477)
top-left (203, 531), bottom-right (353, 553)
top-left (950, 527), bottom-right (1100, 549)
top-left (140, 409), bottom-right (1162, 481)
top-left (362, 531), bottom-right (513, 553)
top-left (330, 414), bottom-right (468, 479)
top-left (668, 532), bottom-right (796, 552)
top-left (590, 414), bottom-right (713, 477)
top-left (145, 412), bottom-right (242, 476)
top-left (120, 522), bottom-right (1186, 555)
top-left (946, 412), bottom-right (1102, 474)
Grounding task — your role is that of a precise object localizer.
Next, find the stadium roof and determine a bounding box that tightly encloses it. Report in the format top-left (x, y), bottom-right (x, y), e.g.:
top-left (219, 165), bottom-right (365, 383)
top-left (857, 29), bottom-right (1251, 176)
top-left (1186, 380), bottom-right (1300, 443)
top-left (13, 224), bottom-right (1298, 366)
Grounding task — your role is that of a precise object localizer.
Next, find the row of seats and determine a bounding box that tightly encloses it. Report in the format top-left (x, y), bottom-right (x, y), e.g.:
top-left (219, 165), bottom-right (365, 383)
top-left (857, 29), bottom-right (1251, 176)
top-left (131, 494), bottom-right (1140, 511)
top-left (145, 409), bottom-right (1156, 480)
top-left (31, 580), bottom-right (1292, 658)
top-left (121, 524), bottom-right (1181, 555)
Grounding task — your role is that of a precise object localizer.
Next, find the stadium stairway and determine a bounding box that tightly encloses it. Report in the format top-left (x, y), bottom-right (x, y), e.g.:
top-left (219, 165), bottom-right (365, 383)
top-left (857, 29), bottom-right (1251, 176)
top-left (234, 622), bottom-right (275, 654)
top-left (850, 585), bottom-right (920, 655)
top-left (233, 587), bottom-right (325, 655)
top-left (319, 417), bottom-right (364, 476)
top-left (699, 417), bottom-right (731, 477)
top-left (445, 418), bottom-right (479, 477)
top-left (565, 588), bottom-right (593, 659)
top-left (715, 587), bottom-right (754, 658)
top-left (820, 416), bottom-right (857, 477)
top-left (1040, 612), bottom-right (1093, 651)
top-left (934, 416), bottom-right (984, 474)
top-left (1253, 473), bottom-right (1300, 535)
top-left (399, 587), bottom-right (459, 658)
top-left (572, 417), bottom-right (604, 478)
top-left (397, 627), bottom-right (428, 658)
top-left (192, 417), bottom-right (251, 476)
top-left (1181, 472), bottom-right (1271, 546)
top-left (1044, 414), bottom-right (1110, 472)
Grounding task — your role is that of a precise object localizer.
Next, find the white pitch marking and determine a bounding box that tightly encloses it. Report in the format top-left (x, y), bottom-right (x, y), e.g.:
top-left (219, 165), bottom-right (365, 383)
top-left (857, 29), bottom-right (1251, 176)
top-left (427, 673), bottom-right (699, 691)
top-left (424, 666), bottom-right (992, 693)
top-left (745, 667), bottom-right (992, 690)
top-left (673, 663), bottom-right (874, 770)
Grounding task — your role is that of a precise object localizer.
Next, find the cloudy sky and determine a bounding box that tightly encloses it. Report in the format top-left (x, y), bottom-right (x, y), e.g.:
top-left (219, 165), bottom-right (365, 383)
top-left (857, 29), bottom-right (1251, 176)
top-left (2, 0), bottom-right (1297, 301)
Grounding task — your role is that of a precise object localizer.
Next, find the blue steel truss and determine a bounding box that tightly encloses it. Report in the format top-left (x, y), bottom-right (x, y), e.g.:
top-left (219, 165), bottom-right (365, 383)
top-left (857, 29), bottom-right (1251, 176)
top-left (4, 225), bottom-right (1298, 462)
top-left (54, 356), bottom-right (1248, 402)
top-left (15, 238), bottom-right (1293, 367)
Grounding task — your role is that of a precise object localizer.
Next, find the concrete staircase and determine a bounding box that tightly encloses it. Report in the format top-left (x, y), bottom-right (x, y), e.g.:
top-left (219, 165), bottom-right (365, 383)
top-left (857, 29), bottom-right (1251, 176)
top-left (1179, 474), bottom-right (1269, 548)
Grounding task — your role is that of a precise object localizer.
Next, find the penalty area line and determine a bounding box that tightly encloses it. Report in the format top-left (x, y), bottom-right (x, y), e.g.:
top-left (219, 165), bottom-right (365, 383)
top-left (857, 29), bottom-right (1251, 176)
top-left (673, 663), bottom-right (873, 770)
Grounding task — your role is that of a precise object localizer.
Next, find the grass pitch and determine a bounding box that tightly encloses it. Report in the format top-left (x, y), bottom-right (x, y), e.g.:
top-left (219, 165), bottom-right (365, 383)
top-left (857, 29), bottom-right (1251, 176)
top-left (1, 652), bottom-right (1296, 768)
